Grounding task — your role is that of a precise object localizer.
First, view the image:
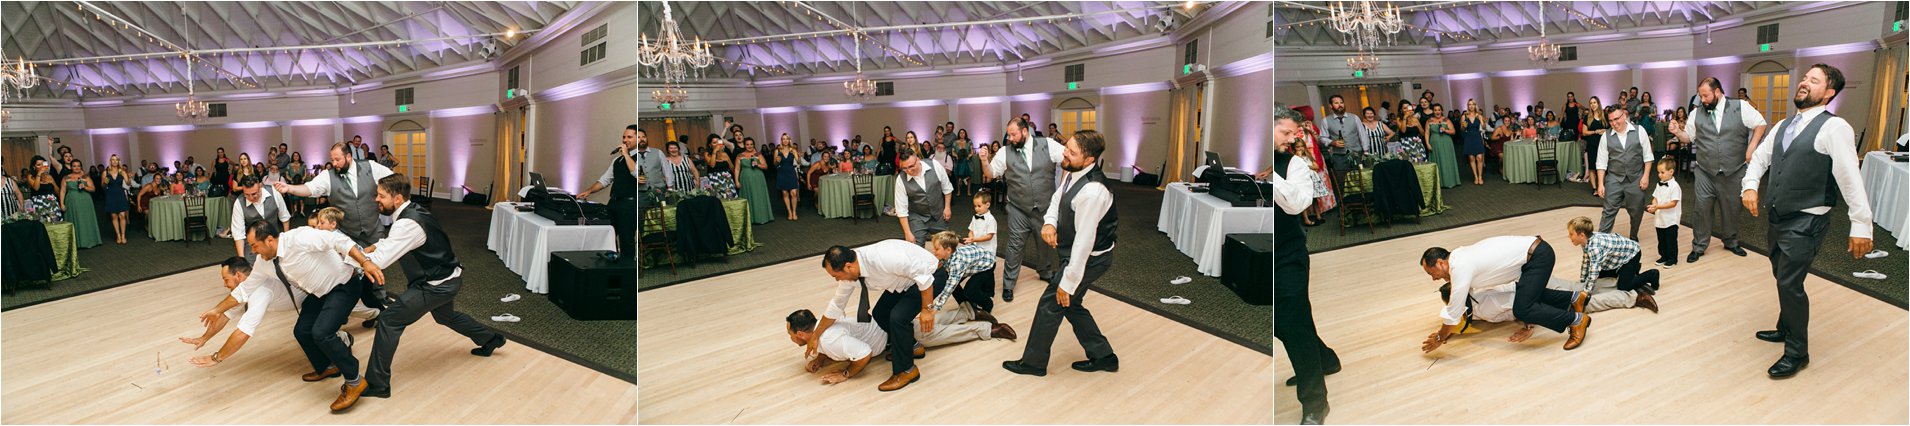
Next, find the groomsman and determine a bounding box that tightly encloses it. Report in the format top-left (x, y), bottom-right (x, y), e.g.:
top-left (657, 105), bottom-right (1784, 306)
top-left (1594, 106), bottom-right (1654, 241)
top-left (893, 145), bottom-right (953, 244)
top-left (1674, 77), bottom-right (1769, 263)
top-left (361, 174), bottom-right (506, 401)
top-left (275, 142), bottom-right (394, 325)
top-left (810, 240), bottom-right (941, 392)
top-left (979, 119), bottom-right (1064, 302)
top-left (243, 220), bottom-right (385, 412)
top-left (1272, 104), bottom-right (1334, 425)
top-left (1740, 63), bottom-right (1873, 378)
top-left (1002, 130), bottom-right (1119, 379)
top-left (1318, 95), bottom-right (1363, 156)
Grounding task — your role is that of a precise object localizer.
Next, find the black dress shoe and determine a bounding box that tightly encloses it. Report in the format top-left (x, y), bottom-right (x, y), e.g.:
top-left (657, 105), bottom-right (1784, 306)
top-left (1686, 252), bottom-right (1702, 263)
top-left (1768, 356), bottom-right (1808, 378)
top-left (1070, 354), bottom-right (1119, 373)
top-left (1755, 330), bottom-right (1786, 343)
top-left (1003, 292), bottom-right (1014, 303)
top-left (1300, 404), bottom-right (1329, 425)
top-left (361, 318), bottom-right (379, 329)
top-left (471, 335), bottom-right (507, 357)
top-left (1285, 362), bottom-right (1343, 386)
top-left (1729, 246), bottom-right (1748, 256)
top-left (1002, 360), bottom-right (1046, 376)
top-left (361, 387), bottom-right (391, 399)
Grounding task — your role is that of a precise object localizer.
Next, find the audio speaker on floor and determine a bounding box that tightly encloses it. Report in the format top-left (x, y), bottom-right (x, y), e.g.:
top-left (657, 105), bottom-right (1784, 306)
top-left (1222, 233), bottom-right (1272, 305)
top-left (547, 251), bottom-right (636, 320)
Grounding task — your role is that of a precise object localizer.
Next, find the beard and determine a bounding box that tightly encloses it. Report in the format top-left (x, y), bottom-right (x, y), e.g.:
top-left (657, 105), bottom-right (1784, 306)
top-left (1701, 98), bottom-right (1718, 112)
top-left (1062, 160), bottom-right (1089, 173)
top-left (1792, 88), bottom-right (1824, 110)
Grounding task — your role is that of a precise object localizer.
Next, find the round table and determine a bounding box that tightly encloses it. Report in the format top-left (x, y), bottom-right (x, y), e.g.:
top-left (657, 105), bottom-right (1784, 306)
top-left (641, 197), bottom-right (762, 256)
top-left (1340, 162), bottom-right (1450, 217)
top-left (815, 173), bottom-right (895, 219)
top-left (1502, 139), bottom-right (1584, 184)
top-left (147, 195), bottom-right (232, 242)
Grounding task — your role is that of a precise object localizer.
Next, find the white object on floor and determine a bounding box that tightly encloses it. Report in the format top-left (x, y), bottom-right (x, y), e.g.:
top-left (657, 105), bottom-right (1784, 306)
top-left (1854, 270), bottom-right (1888, 280)
top-left (500, 293), bottom-right (522, 302)
top-left (492, 313), bottom-right (523, 322)
top-left (1170, 276), bottom-right (1192, 285)
top-left (1160, 296), bottom-right (1192, 305)
top-left (1864, 250), bottom-right (1889, 259)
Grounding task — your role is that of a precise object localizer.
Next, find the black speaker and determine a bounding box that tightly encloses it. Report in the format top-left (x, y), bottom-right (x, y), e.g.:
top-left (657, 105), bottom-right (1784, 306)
top-left (1221, 233), bottom-right (1272, 305)
top-left (547, 251), bottom-right (636, 320)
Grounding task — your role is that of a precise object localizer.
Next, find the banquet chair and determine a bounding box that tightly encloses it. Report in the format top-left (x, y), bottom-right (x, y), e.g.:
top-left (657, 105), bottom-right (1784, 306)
top-left (1329, 168), bottom-right (1375, 235)
top-left (639, 205), bottom-right (676, 275)
top-left (852, 173), bottom-right (877, 223)
top-left (412, 176), bottom-right (434, 207)
top-left (1536, 141), bottom-right (1562, 188)
top-left (182, 195), bottom-right (211, 245)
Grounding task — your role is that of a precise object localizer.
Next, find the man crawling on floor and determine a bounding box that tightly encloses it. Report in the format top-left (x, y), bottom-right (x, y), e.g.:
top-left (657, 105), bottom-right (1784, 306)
top-left (784, 307), bottom-right (1014, 385)
top-left (1431, 276), bottom-right (1659, 347)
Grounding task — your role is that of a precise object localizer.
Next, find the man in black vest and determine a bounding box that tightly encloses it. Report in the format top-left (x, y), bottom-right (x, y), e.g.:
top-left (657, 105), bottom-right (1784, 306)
top-left (359, 174), bottom-right (507, 402)
top-left (577, 125), bottom-right (646, 257)
top-left (1271, 104), bottom-right (1332, 425)
top-left (1739, 63), bottom-right (1874, 379)
top-left (1002, 130), bottom-right (1118, 378)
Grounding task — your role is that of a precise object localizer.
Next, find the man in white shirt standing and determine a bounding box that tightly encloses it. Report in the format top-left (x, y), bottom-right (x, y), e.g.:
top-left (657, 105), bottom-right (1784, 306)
top-left (1595, 106), bottom-right (1656, 241)
top-left (1740, 63), bottom-right (1874, 379)
top-left (978, 119), bottom-right (1066, 302)
top-left (1272, 104), bottom-right (1333, 425)
top-left (231, 176), bottom-right (290, 259)
top-left (1003, 130), bottom-right (1119, 378)
top-left (244, 219), bottom-right (385, 412)
top-left (358, 174), bottom-right (505, 402)
top-left (808, 240), bottom-right (940, 392)
top-left (894, 145), bottom-right (953, 244)
top-left (1674, 77), bottom-right (1769, 263)
top-left (1420, 235), bottom-right (1592, 353)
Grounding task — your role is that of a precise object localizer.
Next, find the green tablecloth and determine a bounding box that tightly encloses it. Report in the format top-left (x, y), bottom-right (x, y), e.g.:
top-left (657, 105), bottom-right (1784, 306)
top-left (147, 195), bottom-right (232, 242)
top-left (1343, 162), bottom-right (1449, 217)
top-left (43, 221), bottom-right (86, 281)
top-left (1502, 139), bottom-right (1584, 184)
top-left (816, 174), bottom-right (896, 219)
top-left (641, 197), bottom-right (761, 258)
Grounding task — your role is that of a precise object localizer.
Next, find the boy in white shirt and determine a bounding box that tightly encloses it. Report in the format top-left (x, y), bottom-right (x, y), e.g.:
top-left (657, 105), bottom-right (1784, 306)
top-left (1644, 159), bottom-right (1683, 268)
top-left (963, 190), bottom-right (999, 311)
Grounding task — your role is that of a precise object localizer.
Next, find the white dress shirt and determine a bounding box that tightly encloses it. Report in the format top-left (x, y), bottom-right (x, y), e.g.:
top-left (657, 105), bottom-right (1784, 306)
top-left (1741, 105), bottom-right (1874, 239)
top-left (985, 136), bottom-right (1066, 179)
top-left (968, 211), bottom-right (998, 254)
top-left (1269, 155), bottom-right (1317, 215)
top-left (1652, 180), bottom-right (1683, 228)
top-left (225, 271), bottom-right (300, 336)
top-left (893, 159), bottom-right (953, 218)
top-left (1042, 167), bottom-right (1115, 296)
top-left (1464, 282), bottom-right (1520, 324)
top-left (822, 240), bottom-right (939, 320)
top-left (596, 150), bottom-right (646, 187)
top-left (303, 160), bottom-right (395, 198)
top-left (365, 201), bottom-right (462, 286)
top-left (1679, 98), bottom-right (1769, 143)
top-left (1440, 236), bottom-right (1539, 326)
top-left (1596, 123), bottom-right (1655, 172)
top-left (270, 226), bottom-right (362, 298)
top-left (230, 188), bottom-right (291, 242)
top-left (818, 321), bottom-right (888, 361)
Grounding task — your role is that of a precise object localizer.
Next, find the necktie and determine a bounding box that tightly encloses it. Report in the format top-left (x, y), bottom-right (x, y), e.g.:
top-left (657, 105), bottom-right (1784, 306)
top-left (341, 167), bottom-right (354, 196)
top-left (1783, 117), bottom-right (1802, 152)
top-left (271, 258), bottom-right (302, 314)
top-left (855, 278), bottom-right (872, 323)
top-left (1060, 172), bottom-right (1074, 192)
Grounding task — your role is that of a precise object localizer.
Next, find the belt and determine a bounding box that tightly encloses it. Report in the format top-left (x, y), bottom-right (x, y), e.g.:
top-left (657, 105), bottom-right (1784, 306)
top-left (1527, 236), bottom-right (1545, 259)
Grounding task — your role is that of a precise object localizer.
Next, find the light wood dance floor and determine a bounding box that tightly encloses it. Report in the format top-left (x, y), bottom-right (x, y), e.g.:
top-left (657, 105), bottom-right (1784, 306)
top-left (2, 266), bottom-right (638, 424)
top-left (638, 252), bottom-right (1273, 424)
top-left (1275, 206), bottom-right (1908, 424)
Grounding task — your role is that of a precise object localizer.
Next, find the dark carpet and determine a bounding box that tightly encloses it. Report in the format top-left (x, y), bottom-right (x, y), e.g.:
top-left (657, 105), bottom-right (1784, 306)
top-left (1306, 165), bottom-right (1907, 309)
top-left (640, 182), bottom-right (1274, 354)
top-left (1, 201), bottom-right (637, 383)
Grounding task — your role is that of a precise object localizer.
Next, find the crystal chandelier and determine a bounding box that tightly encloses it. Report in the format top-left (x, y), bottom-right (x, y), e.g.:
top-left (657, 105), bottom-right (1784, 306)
top-left (1346, 50), bottom-right (1381, 72)
top-left (176, 54), bottom-right (210, 122)
top-left (843, 33), bottom-right (877, 99)
top-left (1329, 1), bottom-right (1404, 51)
top-left (637, 1), bottom-right (715, 88)
top-left (1528, 0), bottom-right (1562, 65)
top-left (652, 84), bottom-right (689, 104)
top-left (1, 53), bottom-right (39, 94)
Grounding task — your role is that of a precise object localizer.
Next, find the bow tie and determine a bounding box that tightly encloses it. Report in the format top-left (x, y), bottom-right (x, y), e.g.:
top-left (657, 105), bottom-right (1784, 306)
top-left (1658, 181), bottom-right (1670, 187)
top-left (974, 214), bottom-right (986, 220)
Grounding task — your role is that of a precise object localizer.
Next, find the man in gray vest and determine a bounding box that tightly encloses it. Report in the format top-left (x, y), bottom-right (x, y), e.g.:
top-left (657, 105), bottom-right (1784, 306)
top-left (1002, 129), bottom-right (1118, 378)
top-left (359, 174), bottom-right (506, 401)
top-left (1318, 95), bottom-right (1364, 156)
top-left (980, 118), bottom-right (1064, 303)
top-left (231, 176), bottom-right (290, 259)
top-left (1674, 77), bottom-right (1769, 263)
top-left (894, 145), bottom-right (952, 244)
top-left (1740, 63), bottom-right (1873, 378)
top-left (276, 141), bottom-right (394, 323)
top-left (1594, 106), bottom-right (1655, 241)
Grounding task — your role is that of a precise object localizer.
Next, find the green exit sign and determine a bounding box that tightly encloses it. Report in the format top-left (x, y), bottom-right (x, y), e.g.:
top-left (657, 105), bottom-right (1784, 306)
top-left (1183, 64), bottom-right (1192, 74)
top-left (397, 105), bottom-right (410, 113)
top-left (1353, 70), bottom-right (1365, 78)
top-left (659, 103), bottom-right (672, 111)
top-left (1895, 20), bottom-right (1903, 32)
top-left (1760, 43), bottom-right (1771, 52)
top-left (506, 89), bottom-right (516, 99)
top-left (1067, 82), bottom-right (1078, 90)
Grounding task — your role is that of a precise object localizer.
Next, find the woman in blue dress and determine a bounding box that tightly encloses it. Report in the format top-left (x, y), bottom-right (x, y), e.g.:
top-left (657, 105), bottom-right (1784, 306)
top-left (1460, 99), bottom-right (1488, 185)
top-left (774, 134), bottom-right (802, 221)
top-left (102, 155), bottom-right (132, 244)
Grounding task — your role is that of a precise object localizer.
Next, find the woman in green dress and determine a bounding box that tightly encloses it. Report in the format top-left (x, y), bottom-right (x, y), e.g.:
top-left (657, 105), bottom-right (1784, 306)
top-left (735, 137), bottom-right (774, 225)
top-left (1424, 103), bottom-right (1461, 188)
top-left (60, 159), bottom-right (102, 248)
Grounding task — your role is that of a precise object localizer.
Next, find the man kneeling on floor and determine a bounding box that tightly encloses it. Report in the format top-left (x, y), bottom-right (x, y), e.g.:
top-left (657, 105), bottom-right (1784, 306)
top-left (181, 256), bottom-right (363, 367)
top-left (1433, 275), bottom-right (1660, 345)
top-left (785, 304), bottom-right (1013, 386)
top-left (1420, 235), bottom-right (1592, 354)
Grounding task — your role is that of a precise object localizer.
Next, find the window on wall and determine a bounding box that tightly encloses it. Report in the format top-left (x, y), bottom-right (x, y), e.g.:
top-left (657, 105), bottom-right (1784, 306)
top-left (1055, 98), bottom-right (1097, 139)
top-left (1747, 61), bottom-right (1793, 123)
top-left (386, 120), bottom-right (428, 188)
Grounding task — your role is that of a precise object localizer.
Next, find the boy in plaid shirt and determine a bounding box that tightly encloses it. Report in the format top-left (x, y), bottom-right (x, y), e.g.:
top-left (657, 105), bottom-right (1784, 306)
top-left (1567, 216), bottom-right (1663, 297)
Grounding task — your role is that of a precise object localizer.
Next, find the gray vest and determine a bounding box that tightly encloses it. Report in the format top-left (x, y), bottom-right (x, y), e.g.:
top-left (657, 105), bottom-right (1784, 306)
top-left (903, 163), bottom-right (945, 220)
top-left (327, 160), bottom-right (382, 246)
top-left (239, 190), bottom-right (282, 229)
top-left (1003, 137), bottom-right (1058, 213)
top-left (1693, 99), bottom-right (1753, 175)
top-left (1763, 112), bottom-right (1840, 222)
top-left (1604, 126), bottom-right (1646, 183)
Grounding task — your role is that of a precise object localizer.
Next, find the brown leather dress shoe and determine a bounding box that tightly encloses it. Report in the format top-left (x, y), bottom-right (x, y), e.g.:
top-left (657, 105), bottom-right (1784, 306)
top-left (972, 309), bottom-right (999, 325)
top-left (302, 367), bottom-right (341, 382)
top-left (990, 323), bottom-right (1018, 341)
top-left (1572, 291), bottom-right (1589, 314)
top-left (877, 367), bottom-right (920, 392)
top-left (1563, 315), bottom-right (1591, 350)
top-left (331, 379), bottom-right (368, 412)
top-left (912, 344), bottom-right (926, 359)
top-left (1635, 292), bottom-right (1658, 313)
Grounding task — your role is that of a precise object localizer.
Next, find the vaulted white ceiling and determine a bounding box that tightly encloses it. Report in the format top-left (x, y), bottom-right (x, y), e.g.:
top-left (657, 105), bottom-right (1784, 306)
top-left (1276, 1), bottom-right (1792, 48)
top-left (1, 1), bottom-right (586, 99)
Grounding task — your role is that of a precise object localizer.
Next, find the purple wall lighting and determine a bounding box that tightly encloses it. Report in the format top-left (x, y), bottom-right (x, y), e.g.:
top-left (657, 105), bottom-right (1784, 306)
top-left (433, 115), bottom-right (477, 193)
top-left (141, 129), bottom-right (187, 165)
top-left (762, 111), bottom-right (800, 147)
